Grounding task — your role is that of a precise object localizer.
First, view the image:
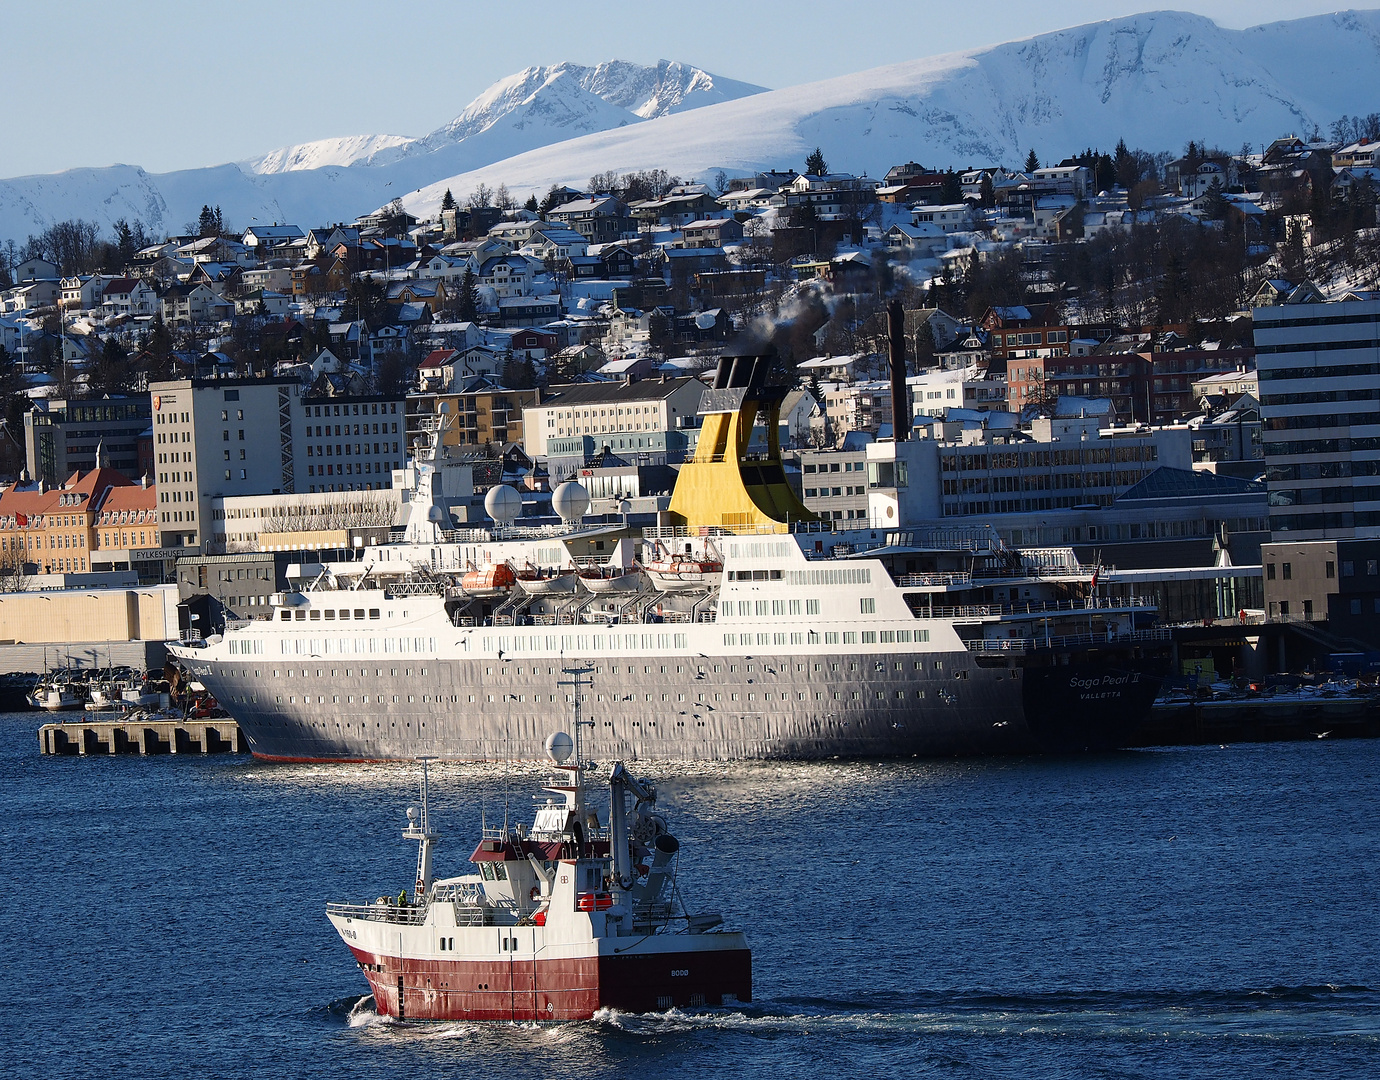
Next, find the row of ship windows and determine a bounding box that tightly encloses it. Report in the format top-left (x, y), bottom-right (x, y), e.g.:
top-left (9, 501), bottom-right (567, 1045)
top-left (724, 629), bottom-right (928, 646)
top-left (264, 688), bottom-right (961, 707)
top-left (723, 598), bottom-right (822, 617)
top-left (237, 658), bottom-right (966, 682)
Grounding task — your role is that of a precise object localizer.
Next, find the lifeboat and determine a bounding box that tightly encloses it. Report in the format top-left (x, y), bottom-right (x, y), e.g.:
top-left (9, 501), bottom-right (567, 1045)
top-left (459, 563), bottom-right (517, 597)
top-left (515, 565), bottom-right (579, 595)
top-left (645, 556), bottom-right (723, 592)
top-left (578, 565), bottom-right (643, 593)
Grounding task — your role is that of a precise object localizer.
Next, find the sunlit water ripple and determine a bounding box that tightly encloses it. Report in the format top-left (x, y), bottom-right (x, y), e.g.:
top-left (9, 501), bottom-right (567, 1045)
top-left (3, 715), bottom-right (1378, 1079)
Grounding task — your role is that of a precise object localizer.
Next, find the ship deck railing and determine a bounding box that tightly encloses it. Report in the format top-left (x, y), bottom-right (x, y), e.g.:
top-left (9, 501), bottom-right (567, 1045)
top-left (326, 901), bottom-right (430, 926)
top-left (895, 572), bottom-right (972, 587)
top-left (965, 628), bottom-right (1172, 653)
top-left (643, 521), bottom-right (837, 540)
top-left (916, 596), bottom-right (1157, 619)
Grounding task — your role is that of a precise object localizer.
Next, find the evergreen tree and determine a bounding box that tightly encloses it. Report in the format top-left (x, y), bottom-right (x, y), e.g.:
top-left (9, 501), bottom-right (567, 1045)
top-left (458, 267), bottom-right (479, 322)
top-left (1201, 177), bottom-right (1228, 221)
top-left (805, 147), bottom-right (828, 177)
top-left (1113, 138), bottom-right (1140, 188)
top-left (1282, 219), bottom-right (1307, 281)
top-left (1155, 251), bottom-right (1192, 326)
top-left (524, 194), bottom-right (539, 213)
top-left (979, 173), bottom-right (995, 208)
top-left (197, 205), bottom-right (217, 238)
top-left (441, 189), bottom-right (456, 212)
top-left (1024, 149), bottom-right (1040, 173)
top-left (940, 168), bottom-right (963, 203)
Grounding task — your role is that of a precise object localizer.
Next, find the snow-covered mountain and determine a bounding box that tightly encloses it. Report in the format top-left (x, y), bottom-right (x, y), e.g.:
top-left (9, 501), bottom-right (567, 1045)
top-left (244, 60), bottom-right (765, 175)
top-left (0, 59), bottom-right (764, 243)
top-left (246, 133), bottom-right (415, 174)
top-left (3, 12), bottom-right (1380, 246)
top-left (402, 8), bottom-right (1380, 218)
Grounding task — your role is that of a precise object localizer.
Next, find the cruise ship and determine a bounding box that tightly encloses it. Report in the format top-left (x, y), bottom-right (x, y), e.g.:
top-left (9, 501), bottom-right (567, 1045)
top-left (169, 353), bottom-right (1168, 761)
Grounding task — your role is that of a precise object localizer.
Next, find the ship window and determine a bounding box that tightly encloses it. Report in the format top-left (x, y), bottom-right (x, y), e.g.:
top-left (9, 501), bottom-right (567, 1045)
top-left (825, 632), bottom-right (839, 644)
top-left (309, 610), bottom-right (321, 620)
top-left (324, 610), bottom-right (335, 620)
top-left (279, 611), bottom-right (290, 621)
top-left (843, 632), bottom-right (857, 644)
top-left (295, 610), bottom-right (306, 620)
top-left (494, 862), bottom-right (508, 881)
top-left (860, 598), bottom-right (875, 614)
top-left (369, 609), bottom-right (380, 619)
top-left (481, 863), bottom-right (495, 880)
top-left (355, 609), bottom-right (365, 619)
top-left (805, 599), bottom-right (820, 615)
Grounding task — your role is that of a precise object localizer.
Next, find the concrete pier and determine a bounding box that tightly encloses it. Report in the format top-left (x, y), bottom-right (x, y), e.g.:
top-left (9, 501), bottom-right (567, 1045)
top-left (39, 718), bottom-right (244, 756)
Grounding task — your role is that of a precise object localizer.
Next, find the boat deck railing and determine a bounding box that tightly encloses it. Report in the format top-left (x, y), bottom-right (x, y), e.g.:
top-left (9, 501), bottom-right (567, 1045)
top-left (965, 628), bottom-right (1172, 653)
top-left (916, 596), bottom-right (1156, 619)
top-left (326, 901), bottom-right (430, 926)
top-left (895, 572), bottom-right (972, 587)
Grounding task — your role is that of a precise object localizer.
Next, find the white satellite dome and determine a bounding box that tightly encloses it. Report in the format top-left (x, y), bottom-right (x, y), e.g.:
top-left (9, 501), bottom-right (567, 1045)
top-left (545, 731), bottom-right (574, 764)
top-left (551, 480), bottom-right (590, 524)
top-left (484, 485), bottom-right (523, 524)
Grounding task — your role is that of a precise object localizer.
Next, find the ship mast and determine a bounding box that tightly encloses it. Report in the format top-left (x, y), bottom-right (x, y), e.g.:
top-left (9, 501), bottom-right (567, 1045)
top-left (556, 661), bottom-right (595, 819)
top-left (403, 756), bottom-right (440, 902)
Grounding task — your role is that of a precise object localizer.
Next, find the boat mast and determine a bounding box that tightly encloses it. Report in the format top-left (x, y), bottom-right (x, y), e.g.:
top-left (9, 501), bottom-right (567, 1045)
top-left (558, 661), bottom-right (595, 817)
top-left (404, 756), bottom-right (440, 902)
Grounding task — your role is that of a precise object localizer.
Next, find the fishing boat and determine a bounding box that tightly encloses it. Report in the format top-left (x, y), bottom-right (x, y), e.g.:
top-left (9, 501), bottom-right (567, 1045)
top-left (326, 693), bottom-right (751, 1021)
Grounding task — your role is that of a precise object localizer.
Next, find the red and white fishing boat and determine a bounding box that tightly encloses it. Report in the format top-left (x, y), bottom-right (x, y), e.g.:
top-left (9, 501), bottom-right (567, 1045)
top-left (326, 692), bottom-right (750, 1022)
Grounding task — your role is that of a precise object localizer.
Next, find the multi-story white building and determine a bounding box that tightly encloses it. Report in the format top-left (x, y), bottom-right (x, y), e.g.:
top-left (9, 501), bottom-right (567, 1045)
top-left (149, 379), bottom-right (408, 550)
top-left (522, 377), bottom-right (704, 461)
top-left (1254, 291), bottom-right (1380, 540)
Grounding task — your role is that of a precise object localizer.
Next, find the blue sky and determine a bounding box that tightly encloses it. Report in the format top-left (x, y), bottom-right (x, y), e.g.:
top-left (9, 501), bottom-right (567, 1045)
top-left (3, 0), bottom-right (1366, 177)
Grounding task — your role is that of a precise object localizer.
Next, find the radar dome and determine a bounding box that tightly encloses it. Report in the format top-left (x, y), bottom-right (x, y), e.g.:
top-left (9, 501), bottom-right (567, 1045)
top-left (545, 731), bottom-right (574, 764)
top-left (484, 485), bottom-right (522, 525)
top-left (551, 480), bottom-right (590, 524)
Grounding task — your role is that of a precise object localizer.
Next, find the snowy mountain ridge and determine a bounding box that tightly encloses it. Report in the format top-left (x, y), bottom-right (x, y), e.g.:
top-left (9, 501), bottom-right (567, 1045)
top-left (3, 11), bottom-right (1380, 246)
top-left (244, 60), bottom-right (766, 174)
top-left (399, 8), bottom-right (1380, 218)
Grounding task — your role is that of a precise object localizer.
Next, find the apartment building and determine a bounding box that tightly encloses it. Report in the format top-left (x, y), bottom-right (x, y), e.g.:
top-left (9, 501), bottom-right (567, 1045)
top-left (1254, 292), bottom-right (1380, 540)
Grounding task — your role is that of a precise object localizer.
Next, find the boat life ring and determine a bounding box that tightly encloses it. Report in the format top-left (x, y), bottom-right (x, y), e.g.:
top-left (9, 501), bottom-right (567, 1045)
top-left (530, 885), bottom-right (541, 902)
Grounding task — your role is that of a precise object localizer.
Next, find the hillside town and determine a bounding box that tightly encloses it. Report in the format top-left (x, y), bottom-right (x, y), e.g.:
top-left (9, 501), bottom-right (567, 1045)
top-left (1, 119), bottom-right (1379, 664)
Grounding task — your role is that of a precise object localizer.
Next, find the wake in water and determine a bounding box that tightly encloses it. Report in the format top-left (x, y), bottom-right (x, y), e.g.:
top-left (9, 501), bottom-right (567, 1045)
top-left (555, 985), bottom-right (1380, 1044)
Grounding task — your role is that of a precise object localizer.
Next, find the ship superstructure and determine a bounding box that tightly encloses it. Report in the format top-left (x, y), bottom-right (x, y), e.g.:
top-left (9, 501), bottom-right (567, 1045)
top-left (327, 731), bottom-right (750, 1021)
top-left (170, 352), bottom-right (1167, 761)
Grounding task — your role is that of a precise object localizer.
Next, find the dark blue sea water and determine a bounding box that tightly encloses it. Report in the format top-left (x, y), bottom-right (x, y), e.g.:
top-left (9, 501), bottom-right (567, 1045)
top-left (4, 714), bottom-right (1379, 1079)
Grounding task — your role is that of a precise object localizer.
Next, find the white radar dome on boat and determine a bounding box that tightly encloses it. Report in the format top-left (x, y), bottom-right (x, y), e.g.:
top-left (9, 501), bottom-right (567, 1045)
top-left (551, 480), bottom-right (590, 524)
top-left (545, 731), bottom-right (574, 764)
top-left (427, 505), bottom-right (447, 523)
top-left (484, 484), bottom-right (522, 524)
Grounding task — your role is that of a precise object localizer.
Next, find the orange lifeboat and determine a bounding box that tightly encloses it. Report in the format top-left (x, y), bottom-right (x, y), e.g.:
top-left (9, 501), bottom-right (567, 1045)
top-left (460, 563), bottom-right (516, 597)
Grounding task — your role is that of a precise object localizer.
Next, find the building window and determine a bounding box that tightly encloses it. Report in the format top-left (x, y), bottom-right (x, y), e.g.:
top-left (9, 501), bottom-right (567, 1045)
top-left (1326, 561), bottom-right (1335, 579)
top-left (1282, 563), bottom-right (1291, 580)
top-left (1343, 561), bottom-right (1355, 577)
top-left (1266, 563), bottom-right (1275, 580)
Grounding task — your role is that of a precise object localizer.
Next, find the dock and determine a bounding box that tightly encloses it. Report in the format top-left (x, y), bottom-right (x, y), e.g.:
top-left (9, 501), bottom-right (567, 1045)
top-left (38, 717), bottom-right (245, 756)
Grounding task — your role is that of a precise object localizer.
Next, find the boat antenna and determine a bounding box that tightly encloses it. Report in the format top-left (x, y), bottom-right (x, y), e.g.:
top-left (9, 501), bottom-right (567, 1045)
top-left (502, 715), bottom-right (511, 836)
top-left (405, 756), bottom-right (440, 902)
top-left (557, 656), bottom-right (596, 805)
